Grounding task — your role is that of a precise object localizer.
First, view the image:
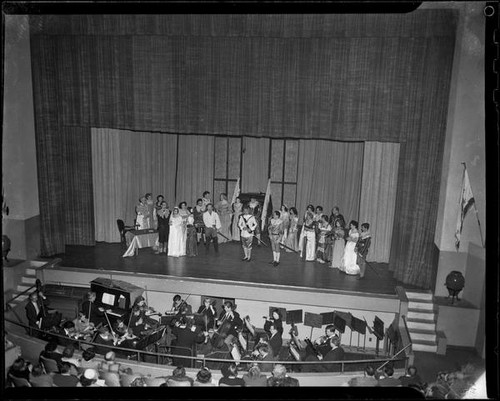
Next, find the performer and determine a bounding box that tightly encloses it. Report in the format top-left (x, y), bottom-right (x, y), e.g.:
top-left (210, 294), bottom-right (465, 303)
top-left (329, 206), bottom-right (346, 230)
top-left (231, 197), bottom-right (243, 241)
top-left (197, 298), bottom-right (217, 330)
top-left (186, 209), bottom-right (198, 257)
top-left (279, 205), bottom-right (290, 245)
top-left (316, 215), bottom-right (332, 264)
top-left (268, 211), bottom-right (284, 267)
top-left (80, 291), bottom-right (107, 326)
top-left (248, 197), bottom-right (262, 246)
top-left (25, 292), bottom-right (45, 331)
top-left (156, 201), bottom-right (170, 254)
top-left (178, 201), bottom-right (190, 222)
top-left (284, 207), bottom-right (299, 252)
top-left (330, 219), bottom-right (346, 269)
top-left (313, 324), bottom-right (339, 357)
top-left (314, 206), bottom-right (324, 222)
top-left (135, 196), bottom-right (150, 230)
top-left (263, 309), bottom-right (284, 338)
top-left (145, 193), bottom-right (155, 229)
top-left (202, 203), bottom-right (221, 253)
top-left (215, 193), bottom-right (231, 244)
top-left (167, 207), bottom-right (186, 257)
top-left (340, 220), bottom-right (360, 275)
top-left (172, 294), bottom-right (193, 317)
top-left (238, 205), bottom-right (257, 262)
top-left (201, 191), bottom-right (211, 211)
top-left (355, 223), bottom-right (371, 280)
top-left (298, 204), bottom-right (314, 254)
top-left (193, 198), bottom-right (206, 245)
top-left (155, 194), bottom-right (164, 213)
top-left (216, 301), bottom-right (243, 349)
top-left (300, 210), bottom-right (316, 261)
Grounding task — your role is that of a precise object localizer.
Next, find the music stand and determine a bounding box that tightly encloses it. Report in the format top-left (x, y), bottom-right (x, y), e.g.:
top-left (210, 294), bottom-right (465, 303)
top-left (373, 316), bottom-right (384, 355)
top-left (303, 312), bottom-right (323, 339)
top-left (285, 309), bottom-right (303, 325)
top-left (351, 316), bottom-right (367, 351)
top-left (320, 312), bottom-right (334, 325)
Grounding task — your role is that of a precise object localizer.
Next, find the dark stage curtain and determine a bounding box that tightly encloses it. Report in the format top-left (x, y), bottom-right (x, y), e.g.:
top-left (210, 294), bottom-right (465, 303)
top-left (30, 13), bottom-right (457, 288)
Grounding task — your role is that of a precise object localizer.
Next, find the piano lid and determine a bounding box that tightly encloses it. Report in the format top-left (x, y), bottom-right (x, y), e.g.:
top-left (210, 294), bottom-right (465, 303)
top-left (90, 277), bottom-right (144, 306)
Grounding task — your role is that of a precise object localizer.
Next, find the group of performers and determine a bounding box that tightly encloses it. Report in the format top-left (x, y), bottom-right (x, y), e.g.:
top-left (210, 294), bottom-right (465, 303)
top-left (135, 191), bottom-right (371, 278)
top-left (27, 285), bottom-right (345, 372)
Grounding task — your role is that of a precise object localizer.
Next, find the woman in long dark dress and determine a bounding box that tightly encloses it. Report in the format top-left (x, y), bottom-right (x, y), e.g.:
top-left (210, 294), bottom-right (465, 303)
top-left (186, 207), bottom-right (198, 257)
top-left (156, 201), bottom-right (170, 254)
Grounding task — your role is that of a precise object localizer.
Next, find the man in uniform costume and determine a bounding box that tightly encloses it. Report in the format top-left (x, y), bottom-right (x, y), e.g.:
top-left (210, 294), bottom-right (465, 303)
top-left (238, 205), bottom-right (257, 262)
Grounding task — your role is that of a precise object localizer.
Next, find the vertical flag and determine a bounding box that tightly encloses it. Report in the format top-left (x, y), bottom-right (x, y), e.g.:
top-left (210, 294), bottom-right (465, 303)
top-left (261, 178), bottom-right (272, 230)
top-left (230, 177), bottom-right (240, 205)
top-left (454, 166), bottom-right (475, 251)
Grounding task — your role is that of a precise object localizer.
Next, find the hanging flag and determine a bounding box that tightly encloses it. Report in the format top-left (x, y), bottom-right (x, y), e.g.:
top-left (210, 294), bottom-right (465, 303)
top-left (454, 166), bottom-right (475, 251)
top-left (261, 178), bottom-right (272, 230)
top-left (230, 177), bottom-right (240, 205)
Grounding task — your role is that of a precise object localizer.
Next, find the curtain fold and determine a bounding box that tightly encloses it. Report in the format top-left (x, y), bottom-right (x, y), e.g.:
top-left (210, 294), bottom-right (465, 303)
top-left (296, 140), bottom-right (364, 224)
top-left (91, 128), bottom-right (177, 243)
top-left (241, 137), bottom-right (270, 193)
top-left (358, 142), bottom-right (400, 263)
top-left (175, 135), bottom-right (214, 206)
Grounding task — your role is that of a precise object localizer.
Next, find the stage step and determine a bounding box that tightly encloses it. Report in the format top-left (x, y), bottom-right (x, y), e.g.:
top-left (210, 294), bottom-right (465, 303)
top-left (16, 284), bottom-right (33, 293)
top-left (26, 268), bottom-right (37, 276)
top-left (407, 300), bottom-right (435, 310)
top-left (22, 275), bottom-right (37, 284)
top-left (412, 339), bottom-right (438, 353)
top-left (408, 328), bottom-right (437, 342)
top-left (406, 319), bottom-right (436, 332)
top-left (405, 290), bottom-right (433, 301)
top-left (407, 308), bottom-right (436, 321)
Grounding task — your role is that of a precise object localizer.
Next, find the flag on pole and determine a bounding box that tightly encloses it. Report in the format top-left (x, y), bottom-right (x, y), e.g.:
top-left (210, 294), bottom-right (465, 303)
top-left (230, 177), bottom-right (240, 205)
top-left (454, 166), bottom-right (475, 251)
top-left (261, 179), bottom-right (272, 230)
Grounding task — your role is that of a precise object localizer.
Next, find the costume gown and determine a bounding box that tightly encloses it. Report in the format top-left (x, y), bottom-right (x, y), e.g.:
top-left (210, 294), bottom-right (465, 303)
top-left (340, 229), bottom-right (360, 275)
top-left (231, 202), bottom-right (243, 241)
top-left (215, 200), bottom-right (231, 243)
top-left (168, 216), bottom-right (186, 257)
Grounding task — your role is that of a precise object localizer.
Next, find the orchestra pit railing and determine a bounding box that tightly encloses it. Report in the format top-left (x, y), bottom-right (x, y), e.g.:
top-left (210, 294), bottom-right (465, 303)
top-left (5, 318), bottom-right (409, 373)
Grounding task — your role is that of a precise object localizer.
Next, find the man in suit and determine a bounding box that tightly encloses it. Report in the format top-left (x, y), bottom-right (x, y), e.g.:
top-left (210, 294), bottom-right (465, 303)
top-left (268, 323), bottom-right (283, 359)
top-left (314, 324), bottom-right (338, 357)
top-left (256, 343), bottom-right (275, 372)
top-left (52, 362), bottom-right (79, 387)
top-left (25, 291), bottom-right (57, 335)
top-left (171, 317), bottom-right (204, 367)
top-left (80, 291), bottom-right (106, 326)
top-left (320, 336), bottom-right (345, 372)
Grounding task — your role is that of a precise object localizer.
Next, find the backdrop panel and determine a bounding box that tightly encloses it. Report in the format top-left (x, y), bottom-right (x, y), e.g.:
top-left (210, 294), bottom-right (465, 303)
top-left (242, 136), bottom-right (270, 193)
top-left (91, 128), bottom-right (177, 243)
top-left (359, 142), bottom-right (400, 263)
top-left (296, 141), bottom-right (364, 225)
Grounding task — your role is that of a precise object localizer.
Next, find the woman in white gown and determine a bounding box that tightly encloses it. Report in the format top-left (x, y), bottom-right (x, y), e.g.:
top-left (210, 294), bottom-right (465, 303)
top-left (168, 207), bottom-right (186, 257)
top-left (340, 220), bottom-right (360, 275)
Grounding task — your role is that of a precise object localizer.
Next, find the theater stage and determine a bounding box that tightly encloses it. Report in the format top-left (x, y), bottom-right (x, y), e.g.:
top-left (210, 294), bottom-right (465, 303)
top-left (53, 241), bottom-right (415, 297)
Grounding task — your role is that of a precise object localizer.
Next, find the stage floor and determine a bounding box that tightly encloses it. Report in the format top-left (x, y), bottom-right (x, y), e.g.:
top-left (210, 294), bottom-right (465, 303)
top-left (54, 241), bottom-right (415, 296)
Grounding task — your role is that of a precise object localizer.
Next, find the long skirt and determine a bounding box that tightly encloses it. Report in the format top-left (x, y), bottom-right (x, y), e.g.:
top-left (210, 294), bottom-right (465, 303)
top-left (168, 225), bottom-right (186, 257)
top-left (341, 241), bottom-right (360, 275)
top-left (231, 213), bottom-right (241, 241)
top-left (219, 213), bottom-right (231, 243)
top-left (284, 231), bottom-right (298, 252)
top-left (300, 230), bottom-right (316, 261)
top-left (330, 239), bottom-right (345, 268)
top-left (186, 226), bottom-right (198, 256)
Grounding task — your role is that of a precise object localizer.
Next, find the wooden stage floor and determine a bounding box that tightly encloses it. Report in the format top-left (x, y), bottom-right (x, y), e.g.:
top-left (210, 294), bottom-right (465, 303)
top-left (54, 241), bottom-right (414, 296)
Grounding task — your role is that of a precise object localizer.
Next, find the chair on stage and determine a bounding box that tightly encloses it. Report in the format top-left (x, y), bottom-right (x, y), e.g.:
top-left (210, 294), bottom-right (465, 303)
top-left (8, 373), bottom-right (32, 387)
top-left (117, 219), bottom-right (137, 245)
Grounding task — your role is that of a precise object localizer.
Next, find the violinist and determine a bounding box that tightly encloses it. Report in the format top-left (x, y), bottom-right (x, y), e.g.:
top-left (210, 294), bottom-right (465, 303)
top-left (216, 301), bottom-right (243, 349)
top-left (197, 298), bottom-right (217, 329)
top-left (171, 294), bottom-right (193, 317)
top-left (263, 309), bottom-right (284, 337)
top-left (128, 306), bottom-right (147, 337)
top-left (113, 317), bottom-right (128, 336)
top-left (92, 326), bottom-right (115, 355)
top-left (313, 324), bottom-right (338, 357)
top-left (73, 312), bottom-right (94, 334)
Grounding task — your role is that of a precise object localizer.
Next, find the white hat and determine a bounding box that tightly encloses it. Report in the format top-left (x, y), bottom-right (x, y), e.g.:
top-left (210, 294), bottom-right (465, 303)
top-left (105, 351), bottom-right (115, 361)
top-left (83, 369), bottom-right (97, 380)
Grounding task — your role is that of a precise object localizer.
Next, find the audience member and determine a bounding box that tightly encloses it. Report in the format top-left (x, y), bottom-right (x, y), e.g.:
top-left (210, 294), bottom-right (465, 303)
top-left (218, 363), bottom-right (245, 387)
top-left (8, 357), bottom-right (32, 381)
top-left (165, 366), bottom-right (194, 387)
top-left (39, 341), bottom-right (63, 367)
top-left (80, 348), bottom-right (99, 371)
top-left (52, 362), bottom-right (79, 387)
top-left (61, 345), bottom-right (81, 370)
top-left (256, 343), bottom-right (274, 373)
top-left (120, 368), bottom-right (142, 387)
top-left (77, 368), bottom-right (106, 387)
top-left (348, 364), bottom-right (379, 387)
top-left (242, 364), bottom-right (268, 387)
top-left (398, 365), bottom-right (422, 387)
top-left (29, 363), bottom-right (54, 387)
top-left (377, 365), bottom-right (402, 387)
top-left (193, 367), bottom-right (215, 387)
top-left (266, 364), bottom-right (299, 387)
top-left (99, 351), bottom-right (121, 373)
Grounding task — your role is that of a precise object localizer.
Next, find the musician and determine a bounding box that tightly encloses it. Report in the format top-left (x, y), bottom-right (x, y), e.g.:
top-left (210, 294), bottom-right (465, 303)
top-left (238, 205), bottom-right (257, 262)
top-left (73, 312), bottom-right (95, 334)
top-left (92, 326), bottom-right (115, 355)
top-left (81, 291), bottom-right (106, 326)
top-left (216, 301), bottom-right (243, 349)
top-left (128, 306), bottom-right (147, 337)
top-left (171, 316), bottom-right (205, 367)
top-left (35, 287), bottom-right (62, 328)
top-left (317, 336), bottom-right (345, 372)
top-left (25, 292), bottom-right (45, 331)
top-left (202, 203), bottom-right (221, 253)
top-left (267, 323), bottom-right (283, 359)
top-left (355, 223), bottom-right (372, 280)
top-left (172, 294), bottom-right (193, 317)
top-left (314, 324), bottom-right (338, 357)
top-left (113, 317), bottom-right (128, 336)
top-left (263, 309), bottom-right (284, 337)
top-left (255, 343), bottom-right (274, 372)
top-left (197, 298), bottom-right (217, 330)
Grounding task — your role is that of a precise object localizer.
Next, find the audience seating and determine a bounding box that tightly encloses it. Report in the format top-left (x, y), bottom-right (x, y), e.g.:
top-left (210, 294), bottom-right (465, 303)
top-left (8, 373), bottom-right (32, 387)
top-left (40, 355), bottom-right (59, 374)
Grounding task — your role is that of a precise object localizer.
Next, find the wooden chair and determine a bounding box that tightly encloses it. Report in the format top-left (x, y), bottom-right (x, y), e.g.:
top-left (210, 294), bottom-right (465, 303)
top-left (8, 373), bottom-right (32, 387)
top-left (40, 355), bottom-right (59, 374)
top-left (117, 219), bottom-right (137, 244)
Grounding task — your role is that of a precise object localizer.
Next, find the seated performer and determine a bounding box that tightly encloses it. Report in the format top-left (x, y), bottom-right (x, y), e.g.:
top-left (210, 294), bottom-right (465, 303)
top-left (355, 223), bottom-right (372, 280)
top-left (268, 211), bottom-right (284, 267)
top-left (238, 205), bottom-right (257, 262)
top-left (135, 196), bottom-right (150, 230)
top-left (313, 324), bottom-right (339, 357)
top-left (202, 203), bottom-right (221, 253)
top-left (92, 326), bottom-right (115, 355)
top-left (304, 336), bottom-right (344, 372)
top-left (216, 301), bottom-right (243, 349)
top-left (171, 294), bottom-right (193, 317)
top-left (197, 298), bottom-right (217, 331)
top-left (80, 291), bottom-right (107, 326)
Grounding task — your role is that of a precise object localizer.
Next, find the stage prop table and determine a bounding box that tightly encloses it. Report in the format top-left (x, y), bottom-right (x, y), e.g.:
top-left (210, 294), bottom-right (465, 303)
top-left (122, 229), bottom-right (159, 257)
